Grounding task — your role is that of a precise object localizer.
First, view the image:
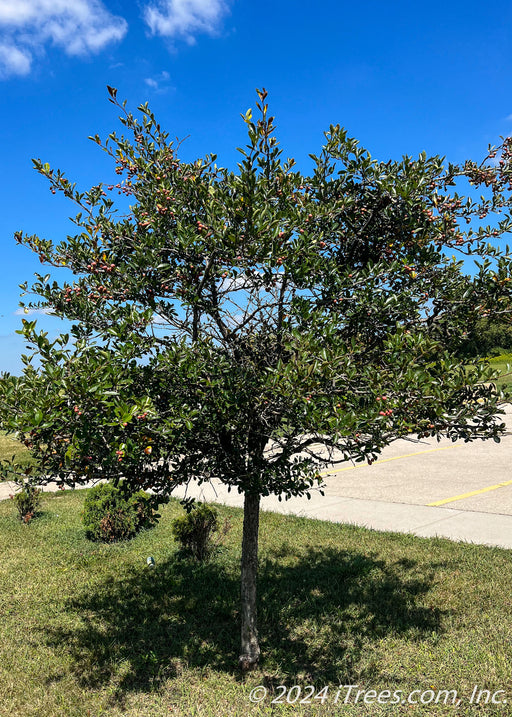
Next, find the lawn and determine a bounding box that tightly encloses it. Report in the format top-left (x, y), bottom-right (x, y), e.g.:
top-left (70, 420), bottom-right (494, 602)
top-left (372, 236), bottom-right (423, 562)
top-left (0, 431), bottom-right (33, 468)
top-left (487, 353), bottom-right (512, 388)
top-left (1, 489), bottom-right (512, 716)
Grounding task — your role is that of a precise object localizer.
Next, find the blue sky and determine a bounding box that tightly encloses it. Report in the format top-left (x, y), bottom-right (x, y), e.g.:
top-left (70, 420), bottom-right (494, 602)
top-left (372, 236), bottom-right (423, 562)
top-left (1, 0), bottom-right (512, 374)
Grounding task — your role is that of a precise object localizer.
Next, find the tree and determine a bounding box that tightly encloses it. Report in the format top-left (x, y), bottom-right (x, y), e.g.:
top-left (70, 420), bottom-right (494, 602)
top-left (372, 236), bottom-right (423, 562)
top-left (1, 87), bottom-right (512, 667)
top-left (457, 316), bottom-right (512, 357)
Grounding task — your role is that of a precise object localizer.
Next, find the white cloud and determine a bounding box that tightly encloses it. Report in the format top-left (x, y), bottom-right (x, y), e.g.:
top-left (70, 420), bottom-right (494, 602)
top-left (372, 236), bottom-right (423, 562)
top-left (0, 42), bottom-right (31, 76)
top-left (143, 0), bottom-right (230, 42)
top-left (14, 307), bottom-right (55, 316)
top-left (144, 69), bottom-right (171, 92)
top-left (0, 0), bottom-right (127, 77)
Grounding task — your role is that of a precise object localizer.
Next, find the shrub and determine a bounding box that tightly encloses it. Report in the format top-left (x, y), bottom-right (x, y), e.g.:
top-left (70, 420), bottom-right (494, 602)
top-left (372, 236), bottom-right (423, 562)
top-left (12, 482), bottom-right (42, 522)
top-left (172, 502), bottom-right (229, 562)
top-left (82, 482), bottom-right (158, 542)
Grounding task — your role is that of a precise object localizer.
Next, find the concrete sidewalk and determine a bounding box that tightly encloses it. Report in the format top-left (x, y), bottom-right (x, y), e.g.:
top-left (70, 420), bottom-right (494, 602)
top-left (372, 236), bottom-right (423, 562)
top-left (0, 479), bottom-right (97, 503)
top-left (170, 478), bottom-right (512, 551)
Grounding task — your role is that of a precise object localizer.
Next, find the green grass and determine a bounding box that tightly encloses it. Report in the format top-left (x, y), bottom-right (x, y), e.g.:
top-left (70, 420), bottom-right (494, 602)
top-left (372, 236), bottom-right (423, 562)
top-left (487, 352), bottom-right (512, 388)
top-left (0, 431), bottom-right (34, 468)
top-left (1, 490), bottom-right (512, 716)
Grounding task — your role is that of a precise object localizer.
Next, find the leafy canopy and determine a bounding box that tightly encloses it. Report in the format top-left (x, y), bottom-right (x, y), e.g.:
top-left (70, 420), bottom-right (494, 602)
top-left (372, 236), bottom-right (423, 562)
top-left (1, 87), bottom-right (512, 495)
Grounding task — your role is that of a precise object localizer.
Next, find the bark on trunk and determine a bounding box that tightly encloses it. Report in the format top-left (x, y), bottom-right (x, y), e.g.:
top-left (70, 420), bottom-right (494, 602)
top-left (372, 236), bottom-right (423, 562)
top-left (239, 490), bottom-right (261, 670)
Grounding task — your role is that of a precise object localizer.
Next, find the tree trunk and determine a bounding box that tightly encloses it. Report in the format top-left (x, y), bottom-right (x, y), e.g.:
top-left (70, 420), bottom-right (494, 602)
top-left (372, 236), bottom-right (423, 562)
top-left (239, 490), bottom-right (261, 670)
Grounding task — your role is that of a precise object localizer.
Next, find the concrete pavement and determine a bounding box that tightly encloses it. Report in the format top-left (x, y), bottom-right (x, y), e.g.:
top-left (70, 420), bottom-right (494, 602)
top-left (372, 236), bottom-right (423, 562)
top-left (171, 476), bottom-right (512, 551)
top-left (0, 479), bottom-right (97, 503)
top-left (2, 404), bottom-right (512, 549)
top-left (172, 404), bottom-right (512, 550)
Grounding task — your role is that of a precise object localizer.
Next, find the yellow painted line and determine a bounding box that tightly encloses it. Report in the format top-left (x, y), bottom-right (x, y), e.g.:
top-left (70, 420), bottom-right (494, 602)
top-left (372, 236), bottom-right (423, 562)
top-left (320, 443), bottom-right (463, 476)
top-left (428, 479), bottom-right (512, 507)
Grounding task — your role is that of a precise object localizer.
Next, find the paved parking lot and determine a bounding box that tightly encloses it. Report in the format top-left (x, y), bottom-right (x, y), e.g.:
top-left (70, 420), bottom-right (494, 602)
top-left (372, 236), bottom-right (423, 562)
top-left (320, 403), bottom-right (512, 515)
top-left (173, 403), bottom-right (512, 549)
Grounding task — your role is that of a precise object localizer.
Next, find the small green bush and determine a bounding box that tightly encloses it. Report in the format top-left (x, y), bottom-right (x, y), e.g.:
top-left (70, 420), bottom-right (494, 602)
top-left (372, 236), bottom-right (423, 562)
top-left (172, 502), bottom-right (229, 562)
top-left (12, 482), bottom-right (42, 523)
top-left (82, 482), bottom-right (158, 542)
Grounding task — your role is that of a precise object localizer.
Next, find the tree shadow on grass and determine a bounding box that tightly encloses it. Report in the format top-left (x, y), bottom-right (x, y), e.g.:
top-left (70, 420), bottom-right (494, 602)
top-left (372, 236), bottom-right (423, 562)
top-left (42, 545), bottom-right (444, 706)
top-left (258, 546), bottom-right (443, 683)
